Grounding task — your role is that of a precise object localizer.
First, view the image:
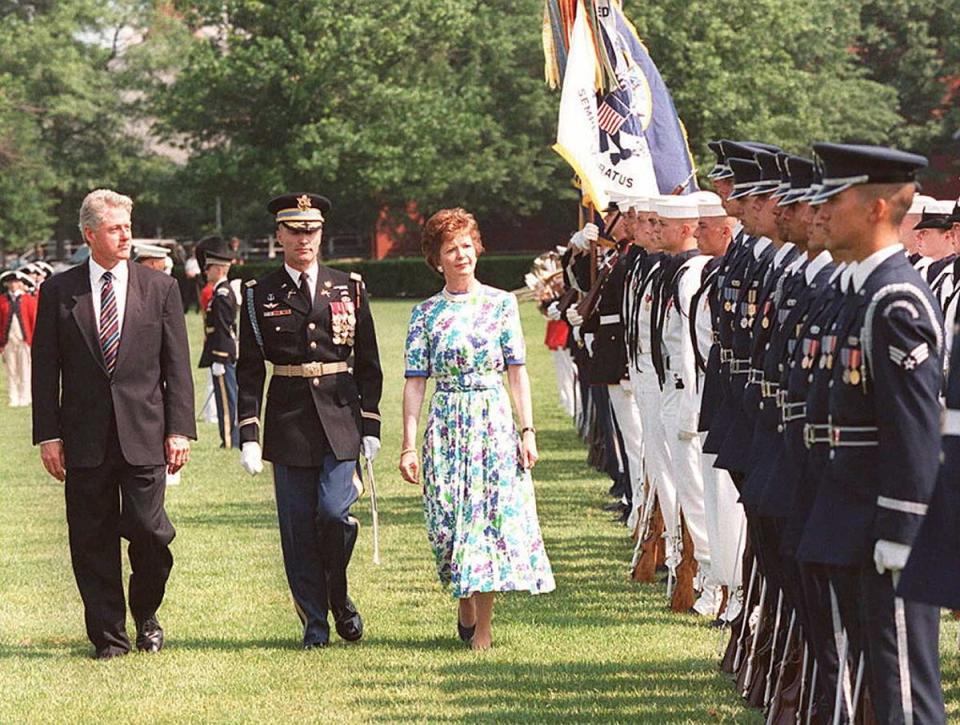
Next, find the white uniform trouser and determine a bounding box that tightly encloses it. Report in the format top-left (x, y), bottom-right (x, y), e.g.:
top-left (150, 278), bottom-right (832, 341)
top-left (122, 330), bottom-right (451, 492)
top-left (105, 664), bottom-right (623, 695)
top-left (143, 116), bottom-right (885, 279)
top-left (630, 369), bottom-right (679, 558)
top-left (551, 348), bottom-right (578, 419)
top-left (201, 372), bottom-right (219, 423)
top-left (3, 320), bottom-right (30, 407)
top-left (700, 437), bottom-right (746, 589)
top-left (608, 382), bottom-right (644, 528)
top-left (661, 385), bottom-right (711, 577)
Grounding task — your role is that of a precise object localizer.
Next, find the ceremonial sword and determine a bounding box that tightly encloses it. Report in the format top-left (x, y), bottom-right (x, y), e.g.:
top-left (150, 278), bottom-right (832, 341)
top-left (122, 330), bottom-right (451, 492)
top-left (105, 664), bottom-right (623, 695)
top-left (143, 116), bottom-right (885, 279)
top-left (363, 456), bottom-right (381, 565)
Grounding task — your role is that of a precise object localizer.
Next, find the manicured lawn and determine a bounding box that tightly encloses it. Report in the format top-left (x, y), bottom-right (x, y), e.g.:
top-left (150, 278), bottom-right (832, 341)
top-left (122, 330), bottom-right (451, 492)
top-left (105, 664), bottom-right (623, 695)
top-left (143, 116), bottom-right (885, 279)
top-left (1, 295), bottom-right (955, 723)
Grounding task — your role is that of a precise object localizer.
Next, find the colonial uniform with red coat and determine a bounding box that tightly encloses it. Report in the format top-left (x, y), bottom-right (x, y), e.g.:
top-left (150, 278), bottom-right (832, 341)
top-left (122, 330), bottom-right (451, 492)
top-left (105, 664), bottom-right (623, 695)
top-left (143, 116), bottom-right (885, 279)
top-left (0, 270), bottom-right (38, 407)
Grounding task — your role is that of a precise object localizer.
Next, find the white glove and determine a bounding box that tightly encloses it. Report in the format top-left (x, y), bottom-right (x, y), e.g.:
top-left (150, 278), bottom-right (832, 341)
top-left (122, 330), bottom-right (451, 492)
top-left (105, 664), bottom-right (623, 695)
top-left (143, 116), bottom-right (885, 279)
top-left (874, 539), bottom-right (911, 575)
top-left (566, 307), bottom-right (584, 326)
top-left (211, 362), bottom-right (226, 376)
top-left (584, 332), bottom-right (595, 356)
top-left (240, 441), bottom-right (264, 476)
top-left (570, 223), bottom-right (599, 250)
top-left (546, 301), bottom-right (561, 321)
top-left (362, 435), bottom-right (381, 462)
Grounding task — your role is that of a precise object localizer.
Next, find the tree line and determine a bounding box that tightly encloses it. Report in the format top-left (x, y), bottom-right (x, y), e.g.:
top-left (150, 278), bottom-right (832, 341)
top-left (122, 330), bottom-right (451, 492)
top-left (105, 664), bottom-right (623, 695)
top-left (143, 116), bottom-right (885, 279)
top-left (1, 0), bottom-right (957, 252)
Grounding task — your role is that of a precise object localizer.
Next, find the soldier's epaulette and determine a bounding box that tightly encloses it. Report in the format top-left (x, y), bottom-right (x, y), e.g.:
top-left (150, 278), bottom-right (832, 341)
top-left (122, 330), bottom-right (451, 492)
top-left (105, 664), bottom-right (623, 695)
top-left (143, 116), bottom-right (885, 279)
top-left (349, 272), bottom-right (362, 282)
top-left (216, 287), bottom-right (231, 296)
top-left (244, 279), bottom-right (257, 288)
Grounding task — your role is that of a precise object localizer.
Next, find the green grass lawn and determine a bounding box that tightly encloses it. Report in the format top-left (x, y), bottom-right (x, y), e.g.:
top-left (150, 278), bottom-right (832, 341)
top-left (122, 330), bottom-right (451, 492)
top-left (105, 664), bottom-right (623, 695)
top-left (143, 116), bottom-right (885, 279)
top-left (0, 296), bottom-right (956, 723)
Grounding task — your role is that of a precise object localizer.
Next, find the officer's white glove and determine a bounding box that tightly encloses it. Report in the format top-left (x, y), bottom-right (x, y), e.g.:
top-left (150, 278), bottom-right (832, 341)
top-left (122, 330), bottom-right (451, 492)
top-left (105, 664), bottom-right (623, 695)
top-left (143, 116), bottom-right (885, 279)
top-left (362, 435), bottom-right (381, 462)
top-left (584, 332), bottom-right (595, 356)
top-left (211, 362), bottom-right (226, 376)
top-left (874, 539), bottom-right (911, 575)
top-left (570, 223), bottom-right (600, 251)
top-left (566, 307), bottom-right (584, 326)
top-left (240, 441), bottom-right (264, 476)
top-left (546, 301), bottom-right (562, 321)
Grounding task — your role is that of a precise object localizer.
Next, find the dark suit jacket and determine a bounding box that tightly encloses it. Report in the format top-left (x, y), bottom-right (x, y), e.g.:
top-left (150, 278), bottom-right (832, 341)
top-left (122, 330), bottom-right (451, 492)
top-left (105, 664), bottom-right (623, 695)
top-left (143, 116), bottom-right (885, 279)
top-left (31, 260), bottom-right (196, 468)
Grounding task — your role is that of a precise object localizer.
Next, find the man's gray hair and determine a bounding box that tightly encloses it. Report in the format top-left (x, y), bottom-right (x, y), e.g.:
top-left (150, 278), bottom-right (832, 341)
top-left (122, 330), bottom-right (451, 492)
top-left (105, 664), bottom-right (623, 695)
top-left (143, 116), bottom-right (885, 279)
top-left (78, 189), bottom-right (133, 236)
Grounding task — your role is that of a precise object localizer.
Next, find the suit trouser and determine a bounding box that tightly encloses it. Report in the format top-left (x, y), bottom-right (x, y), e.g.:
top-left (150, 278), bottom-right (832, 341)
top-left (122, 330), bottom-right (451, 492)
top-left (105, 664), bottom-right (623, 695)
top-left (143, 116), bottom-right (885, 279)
top-left (212, 364), bottom-right (239, 449)
top-left (3, 336), bottom-right (31, 406)
top-left (859, 564), bottom-right (944, 724)
top-left (65, 425), bottom-right (174, 653)
top-left (608, 382), bottom-right (644, 524)
top-left (273, 456), bottom-right (360, 646)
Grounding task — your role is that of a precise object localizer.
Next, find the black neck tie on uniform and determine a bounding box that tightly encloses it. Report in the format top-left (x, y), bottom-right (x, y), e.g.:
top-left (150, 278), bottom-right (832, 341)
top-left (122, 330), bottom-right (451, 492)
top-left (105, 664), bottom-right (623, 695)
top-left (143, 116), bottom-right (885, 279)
top-left (299, 272), bottom-right (312, 308)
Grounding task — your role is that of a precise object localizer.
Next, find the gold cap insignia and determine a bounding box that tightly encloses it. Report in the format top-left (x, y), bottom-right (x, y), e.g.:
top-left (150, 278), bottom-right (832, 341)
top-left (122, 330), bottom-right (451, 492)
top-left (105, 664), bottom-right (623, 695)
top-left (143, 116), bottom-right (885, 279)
top-left (297, 195), bottom-right (312, 212)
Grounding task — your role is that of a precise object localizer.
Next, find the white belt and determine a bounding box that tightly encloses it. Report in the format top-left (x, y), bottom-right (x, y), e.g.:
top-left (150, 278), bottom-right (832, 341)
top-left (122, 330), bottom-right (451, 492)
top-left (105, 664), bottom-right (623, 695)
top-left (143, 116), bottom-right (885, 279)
top-left (599, 314), bottom-right (621, 325)
top-left (944, 408), bottom-right (960, 437)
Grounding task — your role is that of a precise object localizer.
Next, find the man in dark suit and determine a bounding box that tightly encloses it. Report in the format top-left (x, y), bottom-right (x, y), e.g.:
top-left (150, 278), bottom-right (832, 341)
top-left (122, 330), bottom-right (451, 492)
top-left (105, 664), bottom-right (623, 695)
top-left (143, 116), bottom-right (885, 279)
top-left (31, 188), bottom-right (196, 660)
top-left (237, 192), bottom-right (382, 649)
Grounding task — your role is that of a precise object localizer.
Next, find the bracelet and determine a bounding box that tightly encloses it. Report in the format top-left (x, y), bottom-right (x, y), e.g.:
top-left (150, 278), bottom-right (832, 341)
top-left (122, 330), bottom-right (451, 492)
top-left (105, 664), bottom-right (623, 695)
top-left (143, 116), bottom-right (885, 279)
top-left (400, 448), bottom-right (418, 457)
top-left (520, 426), bottom-right (536, 436)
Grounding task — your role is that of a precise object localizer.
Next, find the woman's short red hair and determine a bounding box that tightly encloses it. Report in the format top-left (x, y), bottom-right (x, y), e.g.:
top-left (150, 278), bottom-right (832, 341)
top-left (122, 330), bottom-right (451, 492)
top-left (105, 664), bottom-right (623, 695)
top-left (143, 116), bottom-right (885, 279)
top-left (420, 208), bottom-right (484, 269)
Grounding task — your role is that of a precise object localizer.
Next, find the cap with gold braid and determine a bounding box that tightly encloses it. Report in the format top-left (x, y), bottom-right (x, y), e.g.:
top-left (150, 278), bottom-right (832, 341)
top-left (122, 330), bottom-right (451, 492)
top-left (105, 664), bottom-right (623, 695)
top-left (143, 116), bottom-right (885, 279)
top-left (267, 192), bottom-right (331, 231)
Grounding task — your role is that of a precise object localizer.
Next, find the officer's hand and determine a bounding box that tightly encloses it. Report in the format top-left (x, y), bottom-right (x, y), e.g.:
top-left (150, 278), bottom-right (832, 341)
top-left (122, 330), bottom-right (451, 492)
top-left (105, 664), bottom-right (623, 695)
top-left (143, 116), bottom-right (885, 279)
top-left (570, 223), bottom-right (599, 251)
top-left (240, 441), bottom-right (264, 476)
top-left (546, 301), bottom-right (561, 321)
top-left (399, 450), bottom-right (419, 485)
top-left (362, 436), bottom-right (381, 462)
top-left (211, 362), bottom-right (226, 376)
top-left (874, 539), bottom-right (911, 575)
top-left (165, 435), bottom-right (190, 474)
top-left (566, 307), bottom-right (584, 326)
top-left (40, 440), bottom-right (66, 482)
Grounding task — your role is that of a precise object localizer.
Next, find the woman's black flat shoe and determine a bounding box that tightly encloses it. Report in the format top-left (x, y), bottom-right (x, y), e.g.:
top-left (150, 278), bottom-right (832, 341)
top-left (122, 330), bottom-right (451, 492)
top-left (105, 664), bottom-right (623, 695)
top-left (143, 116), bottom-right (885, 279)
top-left (457, 620), bottom-right (476, 642)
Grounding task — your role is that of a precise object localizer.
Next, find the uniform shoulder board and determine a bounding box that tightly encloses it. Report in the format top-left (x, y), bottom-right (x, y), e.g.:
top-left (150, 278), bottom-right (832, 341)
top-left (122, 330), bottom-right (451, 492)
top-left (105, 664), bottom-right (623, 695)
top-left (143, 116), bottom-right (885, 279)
top-left (216, 286), bottom-right (231, 296)
top-left (349, 272), bottom-right (362, 282)
top-left (244, 279), bottom-right (257, 288)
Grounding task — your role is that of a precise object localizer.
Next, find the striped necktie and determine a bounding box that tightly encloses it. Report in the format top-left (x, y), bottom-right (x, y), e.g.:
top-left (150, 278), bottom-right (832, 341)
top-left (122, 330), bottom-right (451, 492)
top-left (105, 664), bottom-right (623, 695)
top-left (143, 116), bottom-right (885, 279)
top-left (99, 271), bottom-right (120, 375)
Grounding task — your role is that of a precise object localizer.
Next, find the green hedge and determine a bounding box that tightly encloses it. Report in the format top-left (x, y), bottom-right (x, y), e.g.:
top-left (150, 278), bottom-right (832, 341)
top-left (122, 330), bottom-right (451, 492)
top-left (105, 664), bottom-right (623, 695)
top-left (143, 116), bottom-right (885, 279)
top-left (223, 255), bottom-right (537, 298)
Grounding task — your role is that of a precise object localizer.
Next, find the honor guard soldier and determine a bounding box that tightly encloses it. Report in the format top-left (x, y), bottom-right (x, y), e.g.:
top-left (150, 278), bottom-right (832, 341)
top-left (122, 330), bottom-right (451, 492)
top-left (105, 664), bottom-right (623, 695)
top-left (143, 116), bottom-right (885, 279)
top-left (798, 144), bottom-right (945, 723)
top-left (196, 236), bottom-right (239, 449)
top-left (0, 269), bottom-right (37, 407)
top-left (237, 192), bottom-right (383, 649)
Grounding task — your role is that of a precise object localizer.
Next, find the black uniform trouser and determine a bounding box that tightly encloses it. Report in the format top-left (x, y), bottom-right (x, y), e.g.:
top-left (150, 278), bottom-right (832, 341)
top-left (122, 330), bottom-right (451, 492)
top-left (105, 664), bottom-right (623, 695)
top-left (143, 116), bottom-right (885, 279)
top-left (799, 563), bottom-right (843, 721)
top-left (273, 456), bottom-right (359, 646)
top-left (64, 424), bottom-right (174, 653)
top-left (859, 564), bottom-right (945, 725)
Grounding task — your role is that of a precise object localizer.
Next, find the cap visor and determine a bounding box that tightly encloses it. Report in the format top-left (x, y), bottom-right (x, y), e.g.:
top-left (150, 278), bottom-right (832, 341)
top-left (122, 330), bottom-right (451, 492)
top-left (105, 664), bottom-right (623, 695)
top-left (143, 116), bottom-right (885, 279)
top-left (808, 183), bottom-right (854, 206)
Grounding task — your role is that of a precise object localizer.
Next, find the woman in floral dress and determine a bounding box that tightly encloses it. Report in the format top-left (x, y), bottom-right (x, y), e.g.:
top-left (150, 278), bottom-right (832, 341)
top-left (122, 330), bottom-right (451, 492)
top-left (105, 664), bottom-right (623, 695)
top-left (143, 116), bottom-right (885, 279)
top-left (398, 208), bottom-right (555, 650)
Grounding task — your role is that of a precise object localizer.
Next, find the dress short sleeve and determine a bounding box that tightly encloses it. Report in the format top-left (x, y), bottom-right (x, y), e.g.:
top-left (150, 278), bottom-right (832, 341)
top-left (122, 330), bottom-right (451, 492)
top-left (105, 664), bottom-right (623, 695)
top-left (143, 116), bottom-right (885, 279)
top-left (500, 293), bottom-right (526, 366)
top-left (404, 302), bottom-right (431, 377)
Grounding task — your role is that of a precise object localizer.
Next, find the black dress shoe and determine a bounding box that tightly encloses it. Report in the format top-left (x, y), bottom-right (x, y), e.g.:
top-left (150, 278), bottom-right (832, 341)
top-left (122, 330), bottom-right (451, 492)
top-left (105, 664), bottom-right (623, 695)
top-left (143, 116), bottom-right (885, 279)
top-left (457, 620), bottom-right (476, 642)
top-left (94, 646), bottom-right (129, 660)
top-left (332, 597), bottom-right (363, 642)
top-left (135, 616), bottom-right (164, 653)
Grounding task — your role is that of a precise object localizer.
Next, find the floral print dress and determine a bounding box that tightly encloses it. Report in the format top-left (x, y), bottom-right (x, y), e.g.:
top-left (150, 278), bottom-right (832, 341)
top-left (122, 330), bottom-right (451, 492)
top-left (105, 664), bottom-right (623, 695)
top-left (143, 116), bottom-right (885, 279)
top-left (404, 284), bottom-right (555, 598)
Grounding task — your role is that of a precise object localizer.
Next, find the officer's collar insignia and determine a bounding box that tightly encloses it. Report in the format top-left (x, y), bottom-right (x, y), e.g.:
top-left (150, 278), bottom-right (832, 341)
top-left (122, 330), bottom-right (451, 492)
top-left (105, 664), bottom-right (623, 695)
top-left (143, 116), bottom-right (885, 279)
top-left (287, 288), bottom-right (297, 298)
top-left (297, 195), bottom-right (312, 212)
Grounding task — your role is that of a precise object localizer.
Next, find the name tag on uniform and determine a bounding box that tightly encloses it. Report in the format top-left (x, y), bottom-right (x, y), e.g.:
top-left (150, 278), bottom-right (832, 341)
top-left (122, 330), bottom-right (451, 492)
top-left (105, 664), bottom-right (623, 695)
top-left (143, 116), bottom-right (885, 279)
top-left (263, 308), bottom-right (293, 317)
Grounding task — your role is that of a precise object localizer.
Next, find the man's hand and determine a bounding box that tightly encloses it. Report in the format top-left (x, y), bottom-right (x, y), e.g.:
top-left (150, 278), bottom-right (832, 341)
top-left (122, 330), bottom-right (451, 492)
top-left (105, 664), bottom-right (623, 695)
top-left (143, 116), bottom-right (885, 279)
top-left (165, 435), bottom-right (190, 474)
top-left (874, 539), bottom-right (911, 575)
top-left (570, 223), bottom-right (600, 251)
top-left (211, 362), bottom-right (226, 376)
top-left (565, 307), bottom-right (584, 326)
top-left (546, 301), bottom-right (561, 321)
top-left (240, 441), bottom-right (264, 476)
top-left (40, 440), bottom-right (66, 482)
top-left (362, 435), bottom-right (381, 462)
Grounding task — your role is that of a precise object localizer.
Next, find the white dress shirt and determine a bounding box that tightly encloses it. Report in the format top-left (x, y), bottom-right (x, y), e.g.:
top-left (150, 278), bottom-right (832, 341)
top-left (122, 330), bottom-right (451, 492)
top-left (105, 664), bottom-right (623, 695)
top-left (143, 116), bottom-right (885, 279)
top-left (284, 261), bottom-right (319, 302)
top-left (89, 257), bottom-right (129, 333)
top-left (852, 244), bottom-right (904, 293)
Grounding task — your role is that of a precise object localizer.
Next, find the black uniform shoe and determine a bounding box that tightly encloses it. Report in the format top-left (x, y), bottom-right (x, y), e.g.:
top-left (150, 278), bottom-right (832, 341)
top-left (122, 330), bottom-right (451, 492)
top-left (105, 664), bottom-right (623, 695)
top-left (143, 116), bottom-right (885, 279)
top-left (135, 616), bottom-right (164, 653)
top-left (332, 597), bottom-right (363, 642)
top-left (94, 646), bottom-right (129, 660)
